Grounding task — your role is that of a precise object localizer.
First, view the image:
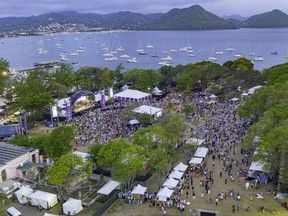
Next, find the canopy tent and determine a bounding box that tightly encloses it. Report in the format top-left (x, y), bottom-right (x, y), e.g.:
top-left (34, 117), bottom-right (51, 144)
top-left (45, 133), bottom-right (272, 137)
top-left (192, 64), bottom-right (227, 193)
top-left (114, 89), bottom-right (151, 101)
top-left (97, 180), bottom-right (120, 195)
top-left (15, 186), bottom-right (33, 204)
top-left (194, 147), bottom-right (209, 158)
top-left (157, 187), bottom-right (174, 202)
top-left (163, 178), bottom-right (179, 189)
top-left (248, 85), bottom-right (262, 94)
top-left (230, 97), bottom-right (240, 102)
top-left (152, 87), bottom-right (163, 96)
top-left (168, 170), bottom-right (184, 180)
top-left (73, 151), bottom-right (90, 162)
top-left (133, 105), bottom-right (162, 118)
top-left (241, 92), bottom-right (249, 97)
top-left (186, 137), bottom-right (205, 146)
top-left (44, 214), bottom-right (59, 216)
top-left (189, 157), bottom-right (203, 164)
top-left (129, 119), bottom-right (140, 125)
top-left (0, 100), bottom-right (6, 107)
top-left (121, 84), bottom-right (130, 91)
top-left (174, 162), bottom-right (188, 172)
top-left (131, 184), bottom-right (147, 195)
top-left (249, 161), bottom-right (269, 173)
top-left (28, 190), bottom-right (58, 209)
top-left (209, 94), bottom-right (217, 99)
top-left (207, 100), bottom-right (217, 104)
top-left (95, 93), bottom-right (109, 102)
top-left (63, 198), bottom-right (83, 215)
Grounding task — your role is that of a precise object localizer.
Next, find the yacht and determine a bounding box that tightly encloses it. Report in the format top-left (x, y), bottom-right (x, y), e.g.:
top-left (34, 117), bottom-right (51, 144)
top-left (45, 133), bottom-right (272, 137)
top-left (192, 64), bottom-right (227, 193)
top-left (146, 43), bottom-right (154, 48)
top-left (249, 52), bottom-right (256, 56)
top-left (225, 46), bottom-right (235, 51)
top-left (158, 61), bottom-right (172, 66)
top-left (137, 49), bottom-right (147, 55)
top-left (127, 57), bottom-right (138, 63)
top-left (120, 54), bottom-right (130, 58)
top-left (234, 53), bottom-right (243, 58)
top-left (116, 46), bottom-right (124, 51)
top-left (60, 55), bottom-right (69, 61)
top-left (208, 56), bottom-right (217, 61)
top-left (215, 51), bottom-right (224, 55)
top-left (38, 48), bottom-right (48, 55)
top-left (70, 51), bottom-right (79, 56)
top-left (169, 49), bottom-right (177, 53)
top-left (161, 56), bottom-right (173, 61)
top-left (253, 56), bottom-right (264, 61)
top-left (271, 51), bottom-right (278, 55)
top-left (151, 53), bottom-right (159, 57)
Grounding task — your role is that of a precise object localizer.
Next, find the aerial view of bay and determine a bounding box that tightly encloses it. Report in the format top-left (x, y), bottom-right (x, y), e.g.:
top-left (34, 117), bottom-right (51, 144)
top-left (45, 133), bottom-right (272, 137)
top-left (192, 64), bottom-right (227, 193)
top-left (1, 28), bottom-right (288, 71)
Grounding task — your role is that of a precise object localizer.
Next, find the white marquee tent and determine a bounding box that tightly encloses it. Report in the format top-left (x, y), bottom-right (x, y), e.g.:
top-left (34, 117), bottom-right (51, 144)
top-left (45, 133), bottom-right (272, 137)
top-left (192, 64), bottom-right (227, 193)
top-left (174, 162), bottom-right (188, 172)
top-left (194, 147), bottom-right (209, 158)
top-left (63, 198), bottom-right (83, 215)
top-left (0, 100), bottom-right (6, 107)
top-left (168, 170), bottom-right (184, 180)
top-left (209, 94), bottom-right (217, 99)
top-left (133, 105), bottom-right (162, 117)
top-left (131, 184), bottom-right (147, 195)
top-left (129, 119), bottom-right (140, 125)
top-left (97, 180), bottom-right (120, 195)
top-left (44, 213), bottom-right (59, 216)
top-left (15, 186), bottom-right (33, 204)
top-left (163, 178), bottom-right (179, 189)
top-left (231, 97), bottom-right (240, 102)
top-left (157, 187), bottom-right (174, 202)
top-left (189, 157), bottom-right (203, 164)
top-left (249, 161), bottom-right (268, 173)
top-left (152, 87), bottom-right (163, 96)
top-left (28, 190), bottom-right (58, 209)
top-left (114, 89), bottom-right (151, 101)
top-left (186, 138), bottom-right (205, 146)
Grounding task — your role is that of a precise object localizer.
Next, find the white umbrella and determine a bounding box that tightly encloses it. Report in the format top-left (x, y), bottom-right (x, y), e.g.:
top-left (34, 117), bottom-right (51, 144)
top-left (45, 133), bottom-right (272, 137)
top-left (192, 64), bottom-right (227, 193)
top-left (231, 97), bottom-right (239, 102)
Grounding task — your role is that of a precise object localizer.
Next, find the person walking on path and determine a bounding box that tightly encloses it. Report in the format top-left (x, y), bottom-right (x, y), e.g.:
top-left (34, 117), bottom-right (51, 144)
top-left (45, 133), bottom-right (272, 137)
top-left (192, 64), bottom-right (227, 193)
top-left (215, 197), bottom-right (219, 206)
top-left (236, 202), bottom-right (240, 211)
top-left (232, 204), bottom-right (235, 213)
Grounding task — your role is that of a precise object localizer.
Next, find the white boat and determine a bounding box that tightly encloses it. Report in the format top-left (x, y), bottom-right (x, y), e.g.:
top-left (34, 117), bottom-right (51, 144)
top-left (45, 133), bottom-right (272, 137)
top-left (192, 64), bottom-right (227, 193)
top-left (271, 50), bottom-right (278, 55)
top-left (120, 54), bottom-right (130, 58)
top-left (253, 56), bottom-right (264, 61)
top-left (138, 49), bottom-right (147, 55)
top-left (60, 55), bottom-right (69, 61)
top-left (161, 56), bottom-right (172, 61)
top-left (151, 53), bottom-right (159, 57)
top-left (38, 48), bottom-right (48, 55)
top-left (208, 56), bottom-right (217, 61)
top-left (249, 52), bottom-right (256, 56)
top-left (146, 43), bottom-right (154, 48)
top-left (188, 53), bottom-right (196, 57)
top-left (158, 61), bottom-right (172, 66)
top-left (169, 49), bottom-right (177, 53)
top-left (70, 51), bottom-right (79, 56)
top-left (56, 43), bottom-right (63, 49)
top-left (116, 46), bottom-right (124, 51)
top-left (127, 57), bottom-right (138, 63)
top-left (105, 56), bottom-right (118, 61)
top-left (103, 52), bottom-right (114, 57)
top-left (215, 51), bottom-right (224, 55)
top-left (225, 46), bottom-right (235, 51)
top-left (234, 53), bottom-right (243, 58)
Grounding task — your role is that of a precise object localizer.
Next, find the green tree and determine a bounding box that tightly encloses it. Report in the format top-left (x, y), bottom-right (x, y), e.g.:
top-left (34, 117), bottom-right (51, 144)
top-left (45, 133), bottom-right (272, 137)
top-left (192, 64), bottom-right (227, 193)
top-left (0, 58), bottom-right (9, 95)
top-left (177, 74), bottom-right (193, 92)
top-left (97, 138), bottom-right (131, 169)
top-left (136, 113), bottom-right (153, 125)
top-left (88, 144), bottom-right (102, 167)
top-left (182, 103), bottom-right (194, 115)
top-left (47, 125), bottom-right (75, 159)
top-left (230, 58), bottom-right (254, 71)
top-left (121, 104), bottom-right (138, 121)
top-left (47, 152), bottom-right (92, 203)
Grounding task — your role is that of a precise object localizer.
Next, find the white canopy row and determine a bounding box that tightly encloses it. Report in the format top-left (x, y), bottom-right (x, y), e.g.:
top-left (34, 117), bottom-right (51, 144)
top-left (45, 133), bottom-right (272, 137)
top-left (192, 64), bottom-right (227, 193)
top-left (97, 180), bottom-right (121, 195)
top-left (194, 147), bottom-right (209, 158)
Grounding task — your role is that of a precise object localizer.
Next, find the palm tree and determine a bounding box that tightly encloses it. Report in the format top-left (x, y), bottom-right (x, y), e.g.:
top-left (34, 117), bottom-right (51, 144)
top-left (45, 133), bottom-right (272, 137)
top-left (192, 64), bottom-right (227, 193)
top-left (0, 58), bottom-right (10, 95)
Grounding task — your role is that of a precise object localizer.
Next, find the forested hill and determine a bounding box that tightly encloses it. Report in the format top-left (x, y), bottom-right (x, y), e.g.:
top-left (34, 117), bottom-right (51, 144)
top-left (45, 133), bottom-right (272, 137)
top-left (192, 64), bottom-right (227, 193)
top-left (241, 9), bottom-right (288, 28)
top-left (148, 5), bottom-right (238, 30)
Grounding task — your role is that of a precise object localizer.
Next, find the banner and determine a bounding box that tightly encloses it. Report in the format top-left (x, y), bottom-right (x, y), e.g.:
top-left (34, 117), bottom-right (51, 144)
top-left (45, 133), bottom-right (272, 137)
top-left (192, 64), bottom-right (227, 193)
top-left (101, 90), bottom-right (106, 109)
top-left (65, 100), bottom-right (73, 121)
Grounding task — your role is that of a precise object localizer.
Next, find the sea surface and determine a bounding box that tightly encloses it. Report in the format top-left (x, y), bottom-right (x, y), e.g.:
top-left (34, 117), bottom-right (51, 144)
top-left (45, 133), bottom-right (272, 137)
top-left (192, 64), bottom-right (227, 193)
top-left (1, 28), bottom-right (288, 72)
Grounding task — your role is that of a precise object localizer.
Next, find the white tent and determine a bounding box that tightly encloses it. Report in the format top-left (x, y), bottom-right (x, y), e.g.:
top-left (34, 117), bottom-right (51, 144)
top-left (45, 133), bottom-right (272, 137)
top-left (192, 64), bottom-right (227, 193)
top-left (249, 161), bottom-right (268, 173)
top-left (129, 119), bottom-right (140, 125)
top-left (0, 100), bottom-right (6, 107)
top-left (133, 105), bottom-right (162, 117)
top-left (97, 180), bottom-right (120, 195)
top-left (163, 178), bottom-right (179, 189)
top-left (73, 151), bottom-right (90, 162)
top-left (114, 89), bottom-right (151, 101)
top-left (207, 100), bottom-right (217, 104)
top-left (194, 147), bottom-right (209, 158)
top-left (174, 162), bottom-right (188, 172)
top-left (209, 94), bottom-right (217, 99)
top-left (131, 184), bottom-right (147, 195)
top-left (152, 87), bottom-right (163, 96)
top-left (241, 92), bottom-right (249, 97)
top-left (44, 213), bottom-right (59, 216)
top-left (186, 137), bottom-right (205, 146)
top-left (189, 157), bottom-right (203, 164)
top-left (28, 190), bottom-right (58, 209)
top-left (168, 170), bottom-right (184, 180)
top-left (15, 186), bottom-right (33, 204)
top-left (121, 84), bottom-right (130, 91)
top-left (63, 198), bottom-right (83, 215)
top-left (157, 187), bottom-right (174, 202)
top-left (95, 93), bottom-right (109, 102)
top-left (230, 97), bottom-right (240, 102)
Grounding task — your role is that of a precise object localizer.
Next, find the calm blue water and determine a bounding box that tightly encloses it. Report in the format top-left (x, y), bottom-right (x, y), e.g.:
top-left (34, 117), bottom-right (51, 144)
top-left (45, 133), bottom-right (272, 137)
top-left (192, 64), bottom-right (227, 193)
top-left (1, 28), bottom-right (288, 71)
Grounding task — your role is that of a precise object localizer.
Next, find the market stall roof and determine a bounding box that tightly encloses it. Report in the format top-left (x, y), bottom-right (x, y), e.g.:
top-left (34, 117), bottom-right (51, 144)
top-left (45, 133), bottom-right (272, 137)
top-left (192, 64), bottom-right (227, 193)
top-left (163, 178), bottom-right (179, 189)
top-left (114, 89), bottom-right (151, 100)
top-left (186, 138), bottom-right (205, 146)
top-left (133, 105), bottom-right (162, 116)
top-left (249, 161), bottom-right (269, 173)
top-left (174, 162), bottom-right (188, 172)
top-left (231, 97), bottom-right (240, 102)
top-left (157, 187), bottom-right (174, 201)
top-left (194, 147), bottom-right (209, 158)
top-left (152, 87), bottom-right (163, 95)
top-left (62, 198), bottom-right (83, 215)
top-left (0, 100), bottom-right (6, 107)
top-left (97, 180), bottom-right (120, 195)
top-left (168, 169), bottom-right (184, 180)
top-left (129, 119), bottom-right (140, 125)
top-left (209, 94), bottom-right (217, 99)
top-left (189, 157), bottom-right (203, 164)
top-left (131, 184), bottom-right (147, 195)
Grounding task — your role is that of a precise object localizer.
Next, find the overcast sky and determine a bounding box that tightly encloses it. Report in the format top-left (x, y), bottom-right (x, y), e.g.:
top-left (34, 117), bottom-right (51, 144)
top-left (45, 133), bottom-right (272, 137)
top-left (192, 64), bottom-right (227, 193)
top-left (1, 0), bottom-right (288, 18)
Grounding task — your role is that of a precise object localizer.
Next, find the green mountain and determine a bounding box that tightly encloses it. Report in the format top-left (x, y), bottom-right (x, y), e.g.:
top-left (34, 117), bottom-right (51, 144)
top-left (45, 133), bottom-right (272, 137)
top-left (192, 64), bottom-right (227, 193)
top-left (242, 9), bottom-right (288, 28)
top-left (149, 5), bottom-right (238, 30)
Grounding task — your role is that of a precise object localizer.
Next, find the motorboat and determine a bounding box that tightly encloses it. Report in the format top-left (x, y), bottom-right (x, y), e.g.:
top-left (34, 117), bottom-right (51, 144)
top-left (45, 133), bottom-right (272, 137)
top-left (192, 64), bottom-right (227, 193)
top-left (234, 53), bottom-right (243, 58)
top-left (208, 56), bottom-right (217, 61)
top-left (158, 61), bottom-right (172, 66)
top-left (225, 46), bottom-right (235, 51)
top-left (161, 56), bottom-right (172, 61)
top-left (127, 57), bottom-right (138, 63)
top-left (120, 54), bottom-right (130, 58)
top-left (215, 51), bottom-right (224, 55)
top-left (253, 56), bottom-right (264, 61)
top-left (271, 51), bottom-right (278, 55)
